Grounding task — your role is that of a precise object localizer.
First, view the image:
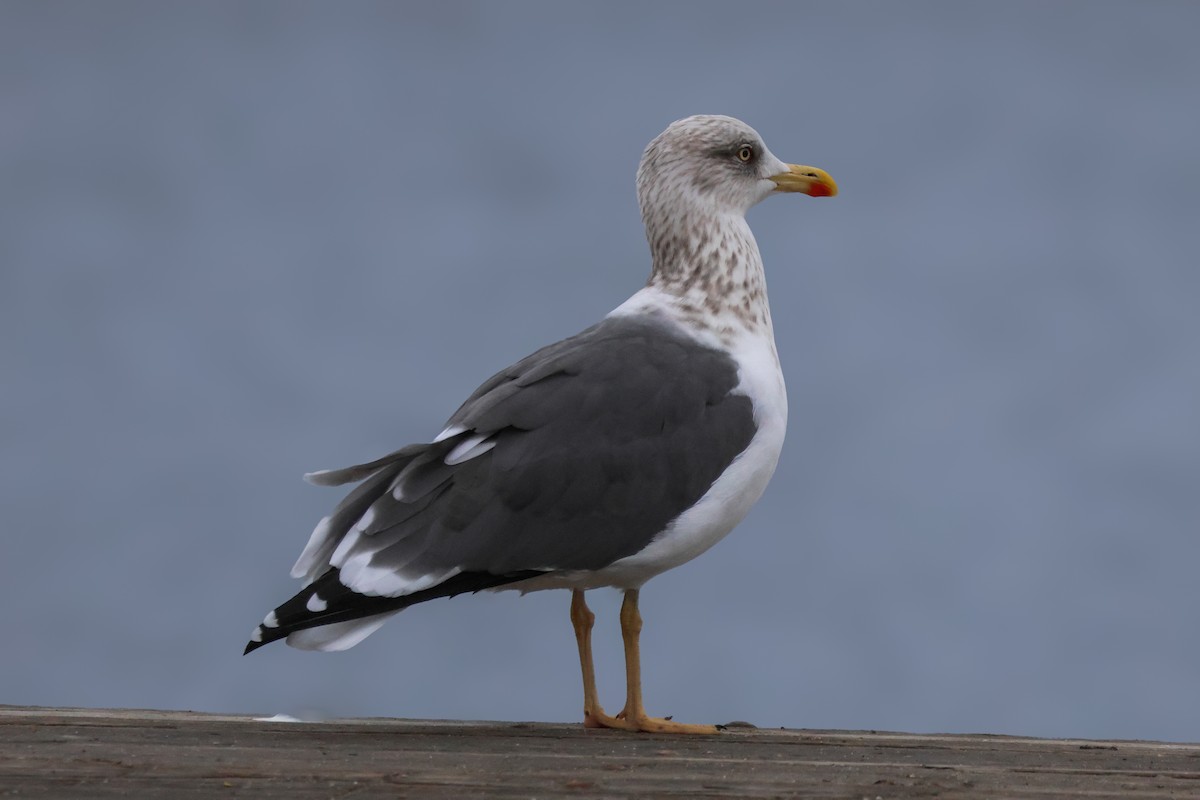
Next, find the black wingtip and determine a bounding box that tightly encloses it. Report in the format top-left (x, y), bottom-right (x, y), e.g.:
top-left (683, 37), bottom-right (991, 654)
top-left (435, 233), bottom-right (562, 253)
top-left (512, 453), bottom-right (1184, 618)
top-left (243, 626), bottom-right (274, 655)
top-left (241, 569), bottom-right (549, 658)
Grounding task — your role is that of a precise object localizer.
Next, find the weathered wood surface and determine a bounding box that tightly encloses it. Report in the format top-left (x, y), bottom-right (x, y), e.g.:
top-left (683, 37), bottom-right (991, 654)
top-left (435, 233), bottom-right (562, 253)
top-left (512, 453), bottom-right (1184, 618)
top-left (2, 706), bottom-right (1199, 799)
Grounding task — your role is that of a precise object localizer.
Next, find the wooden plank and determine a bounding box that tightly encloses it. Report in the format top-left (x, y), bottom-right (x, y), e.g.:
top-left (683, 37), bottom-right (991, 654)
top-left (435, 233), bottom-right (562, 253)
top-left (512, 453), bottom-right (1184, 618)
top-left (2, 706), bottom-right (1198, 799)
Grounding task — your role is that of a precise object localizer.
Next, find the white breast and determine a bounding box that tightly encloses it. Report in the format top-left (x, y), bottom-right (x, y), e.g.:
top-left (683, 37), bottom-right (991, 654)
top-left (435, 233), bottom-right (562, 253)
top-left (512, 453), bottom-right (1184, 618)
top-left (516, 288), bottom-right (788, 593)
top-left (596, 321), bottom-right (787, 588)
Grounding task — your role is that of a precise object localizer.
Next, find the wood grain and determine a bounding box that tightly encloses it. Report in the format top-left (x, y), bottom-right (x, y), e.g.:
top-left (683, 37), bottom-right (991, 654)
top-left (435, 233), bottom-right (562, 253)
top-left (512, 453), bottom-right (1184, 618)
top-left (2, 706), bottom-right (1198, 798)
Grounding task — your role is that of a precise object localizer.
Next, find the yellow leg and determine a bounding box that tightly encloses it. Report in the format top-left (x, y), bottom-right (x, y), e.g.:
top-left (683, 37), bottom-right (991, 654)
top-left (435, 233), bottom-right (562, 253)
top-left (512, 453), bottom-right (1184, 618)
top-left (578, 588), bottom-right (720, 735)
top-left (569, 590), bottom-right (609, 727)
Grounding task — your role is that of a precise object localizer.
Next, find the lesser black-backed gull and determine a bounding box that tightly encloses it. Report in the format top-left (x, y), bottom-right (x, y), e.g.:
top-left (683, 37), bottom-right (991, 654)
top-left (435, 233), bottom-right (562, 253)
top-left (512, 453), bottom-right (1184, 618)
top-left (245, 115), bottom-right (838, 734)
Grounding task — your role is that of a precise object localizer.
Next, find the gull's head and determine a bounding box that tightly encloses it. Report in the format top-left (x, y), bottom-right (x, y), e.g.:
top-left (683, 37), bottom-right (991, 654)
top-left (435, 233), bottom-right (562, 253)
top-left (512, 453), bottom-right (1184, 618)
top-left (637, 115), bottom-right (837, 223)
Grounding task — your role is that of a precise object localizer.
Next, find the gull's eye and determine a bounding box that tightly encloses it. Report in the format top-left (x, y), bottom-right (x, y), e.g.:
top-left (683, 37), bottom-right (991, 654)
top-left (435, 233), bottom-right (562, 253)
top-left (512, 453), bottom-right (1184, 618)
top-left (736, 145), bottom-right (754, 163)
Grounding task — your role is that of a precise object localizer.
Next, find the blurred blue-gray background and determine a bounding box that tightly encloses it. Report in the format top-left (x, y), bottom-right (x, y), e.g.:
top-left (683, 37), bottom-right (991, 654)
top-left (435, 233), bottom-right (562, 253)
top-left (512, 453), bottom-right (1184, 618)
top-left (3, 1), bottom-right (1198, 742)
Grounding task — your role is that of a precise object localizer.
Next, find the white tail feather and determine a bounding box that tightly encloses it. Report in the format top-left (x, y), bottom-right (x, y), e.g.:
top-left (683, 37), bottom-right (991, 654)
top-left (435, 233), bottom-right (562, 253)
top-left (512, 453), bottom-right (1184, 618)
top-left (285, 612), bottom-right (397, 651)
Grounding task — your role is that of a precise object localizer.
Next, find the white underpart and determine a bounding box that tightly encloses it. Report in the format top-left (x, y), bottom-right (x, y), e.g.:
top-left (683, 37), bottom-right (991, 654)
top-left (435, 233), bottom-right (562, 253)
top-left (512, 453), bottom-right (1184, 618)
top-left (444, 433), bottom-right (496, 465)
top-left (286, 611), bottom-right (397, 651)
top-left (602, 301), bottom-right (786, 587)
top-left (305, 593), bottom-right (328, 612)
top-left (511, 283), bottom-right (787, 593)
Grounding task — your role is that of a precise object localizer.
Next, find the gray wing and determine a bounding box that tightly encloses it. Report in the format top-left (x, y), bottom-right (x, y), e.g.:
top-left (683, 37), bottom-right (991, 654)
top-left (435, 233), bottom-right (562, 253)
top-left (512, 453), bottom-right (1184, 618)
top-left (299, 314), bottom-right (757, 588)
top-left (419, 314), bottom-right (757, 575)
top-left (271, 314), bottom-right (755, 623)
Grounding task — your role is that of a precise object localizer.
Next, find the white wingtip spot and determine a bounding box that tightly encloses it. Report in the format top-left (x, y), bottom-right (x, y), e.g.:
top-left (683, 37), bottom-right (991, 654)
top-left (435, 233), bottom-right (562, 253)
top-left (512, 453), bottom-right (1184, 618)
top-left (433, 425), bottom-right (467, 443)
top-left (262, 611), bottom-right (279, 628)
top-left (250, 626), bottom-right (263, 642)
top-left (303, 469), bottom-right (332, 485)
top-left (338, 550), bottom-right (461, 597)
top-left (329, 526), bottom-right (363, 568)
top-left (390, 472), bottom-right (410, 502)
top-left (354, 505), bottom-right (376, 533)
top-left (444, 433), bottom-right (497, 465)
top-left (306, 594), bottom-right (328, 613)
